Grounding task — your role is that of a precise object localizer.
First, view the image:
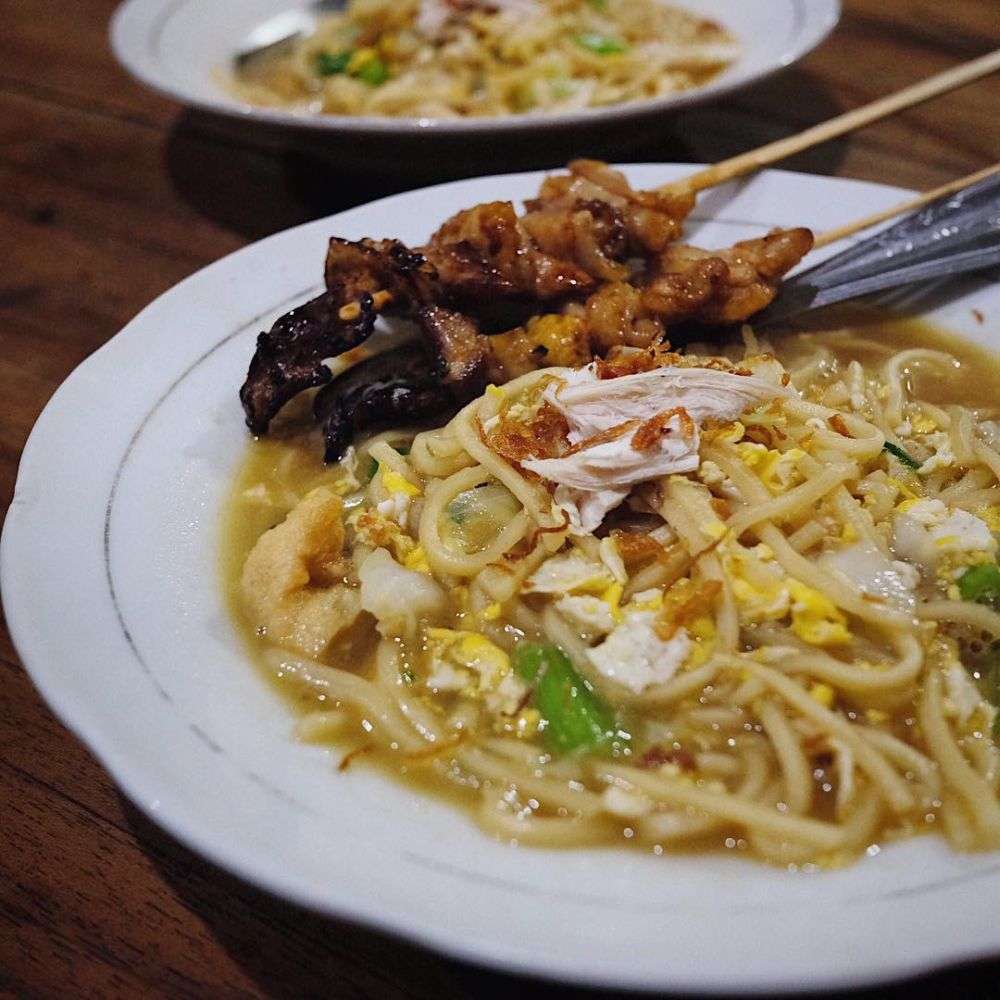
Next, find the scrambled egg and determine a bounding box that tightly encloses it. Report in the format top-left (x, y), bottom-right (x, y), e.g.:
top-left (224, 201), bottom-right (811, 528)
top-left (524, 550), bottom-right (615, 595)
top-left (373, 467), bottom-right (421, 527)
top-left (587, 610), bottom-right (693, 694)
top-left (809, 682), bottom-right (836, 708)
top-left (350, 506), bottom-right (418, 563)
top-left (981, 506), bottom-right (1000, 533)
top-left (403, 544), bottom-right (431, 573)
top-left (723, 541), bottom-right (850, 645)
top-left (380, 466), bottom-right (421, 498)
top-left (736, 442), bottom-right (806, 494)
top-left (893, 498), bottom-right (997, 571)
top-left (424, 627), bottom-right (528, 715)
top-left (787, 580), bottom-right (850, 646)
top-left (724, 542), bottom-right (790, 622)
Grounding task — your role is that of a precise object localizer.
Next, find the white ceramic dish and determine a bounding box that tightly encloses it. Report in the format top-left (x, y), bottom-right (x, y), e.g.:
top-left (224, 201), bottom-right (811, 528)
top-left (4, 166), bottom-right (999, 994)
top-left (110, 0), bottom-right (840, 137)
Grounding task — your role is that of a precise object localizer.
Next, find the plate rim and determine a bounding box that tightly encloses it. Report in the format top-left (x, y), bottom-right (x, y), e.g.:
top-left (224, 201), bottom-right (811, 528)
top-left (108, 0), bottom-right (842, 136)
top-left (4, 163), bottom-right (1000, 994)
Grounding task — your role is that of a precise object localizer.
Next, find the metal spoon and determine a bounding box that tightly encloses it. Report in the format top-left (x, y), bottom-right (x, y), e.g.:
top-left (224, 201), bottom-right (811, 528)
top-left (759, 170), bottom-right (1000, 325)
top-left (233, 0), bottom-right (347, 69)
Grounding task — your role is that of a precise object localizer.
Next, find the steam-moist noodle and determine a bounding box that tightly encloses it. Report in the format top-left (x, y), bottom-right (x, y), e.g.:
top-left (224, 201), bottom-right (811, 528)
top-left (226, 320), bottom-right (1000, 867)
top-left (227, 0), bottom-right (738, 119)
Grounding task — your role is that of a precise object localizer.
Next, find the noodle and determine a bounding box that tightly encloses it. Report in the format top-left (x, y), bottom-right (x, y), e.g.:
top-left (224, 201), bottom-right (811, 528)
top-left (228, 320), bottom-right (1000, 868)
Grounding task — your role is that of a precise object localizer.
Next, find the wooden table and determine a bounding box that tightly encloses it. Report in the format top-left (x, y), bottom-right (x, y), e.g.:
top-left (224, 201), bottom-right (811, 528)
top-left (2, 2), bottom-right (998, 996)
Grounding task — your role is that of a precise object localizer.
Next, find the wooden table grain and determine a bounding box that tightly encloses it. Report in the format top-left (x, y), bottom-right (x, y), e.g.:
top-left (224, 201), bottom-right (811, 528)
top-left (2, 2), bottom-right (999, 996)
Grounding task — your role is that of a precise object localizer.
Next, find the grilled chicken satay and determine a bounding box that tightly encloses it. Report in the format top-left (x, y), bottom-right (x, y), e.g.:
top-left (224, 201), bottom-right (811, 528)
top-left (239, 161), bottom-right (813, 455)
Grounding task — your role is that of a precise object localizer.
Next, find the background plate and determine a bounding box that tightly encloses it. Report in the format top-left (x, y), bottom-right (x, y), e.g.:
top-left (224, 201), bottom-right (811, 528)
top-left (110, 0), bottom-right (841, 137)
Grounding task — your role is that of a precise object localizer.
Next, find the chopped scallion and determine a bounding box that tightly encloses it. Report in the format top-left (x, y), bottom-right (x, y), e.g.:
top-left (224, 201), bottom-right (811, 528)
top-left (315, 50), bottom-right (353, 76)
top-left (882, 440), bottom-right (921, 470)
top-left (356, 56), bottom-right (389, 86)
top-left (574, 32), bottom-right (628, 55)
top-left (513, 644), bottom-right (627, 755)
top-left (958, 563), bottom-right (1000, 608)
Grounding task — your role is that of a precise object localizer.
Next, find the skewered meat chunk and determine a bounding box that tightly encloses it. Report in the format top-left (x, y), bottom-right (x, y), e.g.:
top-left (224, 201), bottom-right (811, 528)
top-left (528, 160), bottom-right (696, 254)
top-left (641, 228), bottom-right (814, 325)
top-left (240, 291), bottom-right (377, 435)
top-left (486, 313), bottom-right (592, 381)
top-left (583, 281), bottom-right (665, 353)
top-left (239, 161), bottom-right (815, 463)
top-left (520, 199), bottom-right (630, 281)
top-left (423, 200), bottom-right (598, 307)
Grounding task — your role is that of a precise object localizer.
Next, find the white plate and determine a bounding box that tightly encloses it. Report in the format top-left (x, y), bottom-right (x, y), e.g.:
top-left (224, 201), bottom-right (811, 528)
top-left (4, 166), bottom-right (999, 994)
top-left (110, 0), bottom-right (840, 137)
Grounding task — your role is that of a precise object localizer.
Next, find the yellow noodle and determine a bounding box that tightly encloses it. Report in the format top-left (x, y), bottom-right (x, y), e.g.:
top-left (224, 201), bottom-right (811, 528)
top-left (919, 670), bottom-right (1000, 845)
top-left (918, 601), bottom-right (1000, 637)
top-left (736, 660), bottom-right (915, 813)
top-left (756, 699), bottom-right (813, 814)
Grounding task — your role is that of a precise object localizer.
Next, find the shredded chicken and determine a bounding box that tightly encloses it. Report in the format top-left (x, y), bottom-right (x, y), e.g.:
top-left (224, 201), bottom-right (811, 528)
top-left (519, 359), bottom-right (790, 531)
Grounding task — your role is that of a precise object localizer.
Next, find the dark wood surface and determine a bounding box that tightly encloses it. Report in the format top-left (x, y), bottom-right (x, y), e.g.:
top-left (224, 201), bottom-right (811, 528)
top-left (2, 2), bottom-right (999, 996)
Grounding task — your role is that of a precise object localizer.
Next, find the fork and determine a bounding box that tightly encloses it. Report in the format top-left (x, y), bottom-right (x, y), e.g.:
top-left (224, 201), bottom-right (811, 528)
top-left (759, 170), bottom-right (1000, 325)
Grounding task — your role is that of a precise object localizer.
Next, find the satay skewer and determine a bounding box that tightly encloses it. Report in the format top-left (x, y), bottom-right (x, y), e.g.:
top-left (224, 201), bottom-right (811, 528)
top-left (812, 163), bottom-right (1000, 249)
top-left (662, 48), bottom-right (1000, 198)
top-left (338, 289), bottom-right (393, 321)
top-left (332, 158), bottom-right (999, 327)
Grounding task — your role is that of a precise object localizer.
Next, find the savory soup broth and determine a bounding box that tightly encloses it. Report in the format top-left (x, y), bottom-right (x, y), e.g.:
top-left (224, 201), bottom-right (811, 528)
top-left (224, 316), bottom-right (1000, 865)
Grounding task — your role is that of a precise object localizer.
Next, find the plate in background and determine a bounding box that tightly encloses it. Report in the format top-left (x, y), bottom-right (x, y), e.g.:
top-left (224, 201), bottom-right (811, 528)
top-left (110, 1), bottom-right (840, 150)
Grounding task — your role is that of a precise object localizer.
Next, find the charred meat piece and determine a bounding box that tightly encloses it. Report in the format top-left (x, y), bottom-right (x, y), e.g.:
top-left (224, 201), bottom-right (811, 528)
top-left (417, 304), bottom-right (489, 389)
top-left (641, 228), bottom-right (814, 325)
top-left (240, 291), bottom-right (377, 435)
top-left (315, 306), bottom-right (488, 462)
top-left (423, 200), bottom-right (597, 312)
top-left (324, 237), bottom-right (438, 314)
top-left (314, 344), bottom-right (449, 463)
top-left (315, 343), bottom-right (469, 463)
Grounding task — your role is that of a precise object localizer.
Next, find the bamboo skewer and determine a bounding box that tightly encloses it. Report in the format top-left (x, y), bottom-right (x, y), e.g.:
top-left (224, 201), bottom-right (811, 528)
top-left (812, 163), bottom-right (1000, 249)
top-left (662, 48), bottom-right (1000, 197)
